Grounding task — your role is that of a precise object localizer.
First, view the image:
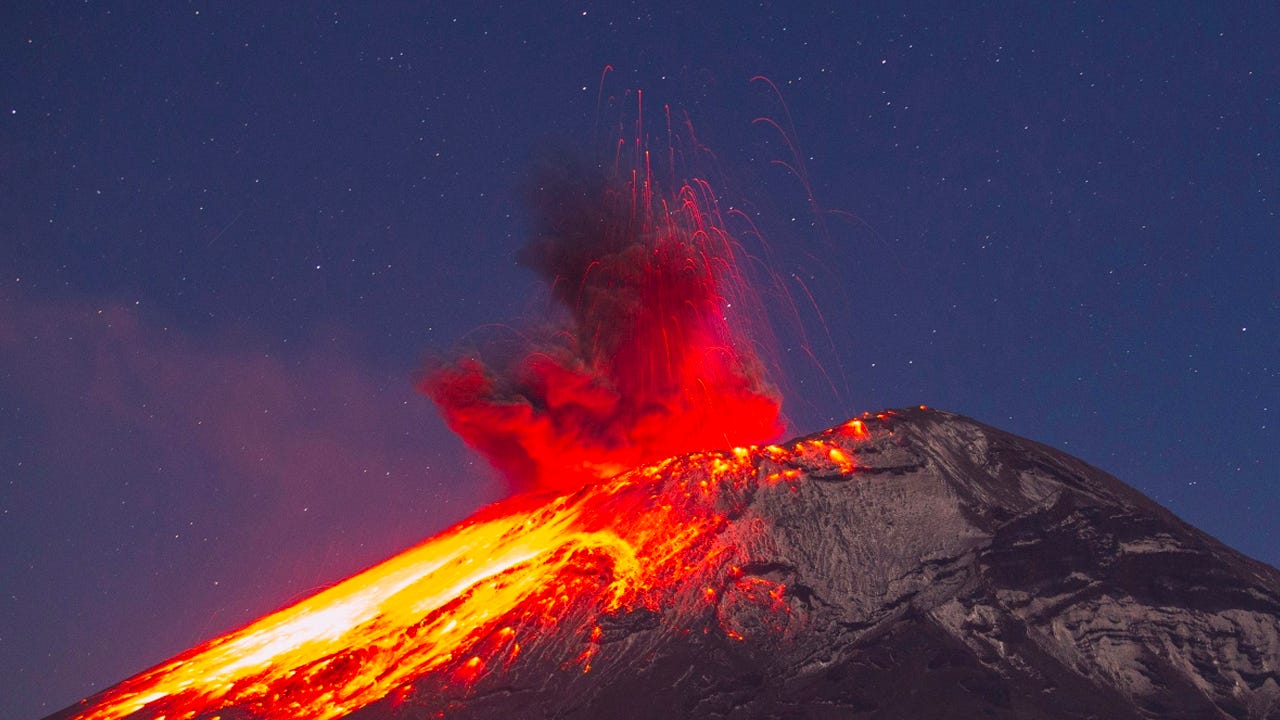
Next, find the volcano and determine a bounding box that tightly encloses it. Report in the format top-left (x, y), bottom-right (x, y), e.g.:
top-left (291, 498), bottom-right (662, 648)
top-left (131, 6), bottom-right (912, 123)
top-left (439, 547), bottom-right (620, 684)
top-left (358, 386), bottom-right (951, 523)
top-left (52, 407), bottom-right (1280, 720)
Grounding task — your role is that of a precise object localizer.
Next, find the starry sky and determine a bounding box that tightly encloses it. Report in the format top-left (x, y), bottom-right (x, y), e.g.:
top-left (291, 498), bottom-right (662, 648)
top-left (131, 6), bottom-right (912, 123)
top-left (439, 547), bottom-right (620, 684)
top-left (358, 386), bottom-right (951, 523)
top-left (2, 3), bottom-right (1276, 717)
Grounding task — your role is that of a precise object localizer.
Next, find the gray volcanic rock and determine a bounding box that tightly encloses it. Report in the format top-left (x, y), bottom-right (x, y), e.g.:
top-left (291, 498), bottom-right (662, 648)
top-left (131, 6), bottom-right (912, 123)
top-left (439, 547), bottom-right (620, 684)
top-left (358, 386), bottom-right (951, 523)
top-left (373, 407), bottom-right (1280, 720)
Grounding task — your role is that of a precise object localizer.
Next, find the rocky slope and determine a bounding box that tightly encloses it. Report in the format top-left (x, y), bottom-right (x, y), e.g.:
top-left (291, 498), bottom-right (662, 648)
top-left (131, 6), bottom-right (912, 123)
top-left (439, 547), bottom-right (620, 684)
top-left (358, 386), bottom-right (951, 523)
top-left (377, 407), bottom-right (1280, 719)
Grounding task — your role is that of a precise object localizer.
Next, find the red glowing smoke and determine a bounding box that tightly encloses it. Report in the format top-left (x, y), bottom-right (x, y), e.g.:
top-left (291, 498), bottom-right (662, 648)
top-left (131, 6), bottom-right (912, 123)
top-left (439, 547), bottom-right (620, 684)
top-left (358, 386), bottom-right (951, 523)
top-left (424, 150), bottom-right (784, 493)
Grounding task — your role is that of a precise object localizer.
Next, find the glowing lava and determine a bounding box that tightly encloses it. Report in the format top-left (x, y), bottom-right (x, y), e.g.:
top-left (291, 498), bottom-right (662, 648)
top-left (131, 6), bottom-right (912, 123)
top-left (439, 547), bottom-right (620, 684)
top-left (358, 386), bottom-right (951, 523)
top-left (67, 418), bottom-right (877, 720)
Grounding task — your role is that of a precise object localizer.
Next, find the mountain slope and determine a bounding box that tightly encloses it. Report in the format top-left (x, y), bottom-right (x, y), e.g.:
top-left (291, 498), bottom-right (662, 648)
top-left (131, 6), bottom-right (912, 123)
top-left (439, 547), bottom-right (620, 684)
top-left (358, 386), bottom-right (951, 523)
top-left (54, 408), bottom-right (1280, 720)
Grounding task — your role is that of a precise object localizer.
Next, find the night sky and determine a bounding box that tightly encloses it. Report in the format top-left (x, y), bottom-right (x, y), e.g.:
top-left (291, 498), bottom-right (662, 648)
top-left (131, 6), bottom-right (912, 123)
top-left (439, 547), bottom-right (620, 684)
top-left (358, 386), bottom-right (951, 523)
top-left (3, 3), bottom-right (1277, 717)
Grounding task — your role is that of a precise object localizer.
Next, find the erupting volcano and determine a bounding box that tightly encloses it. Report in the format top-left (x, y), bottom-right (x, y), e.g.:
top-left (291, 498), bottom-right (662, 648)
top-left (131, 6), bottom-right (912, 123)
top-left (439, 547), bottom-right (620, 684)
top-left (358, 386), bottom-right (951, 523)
top-left (50, 106), bottom-right (1280, 720)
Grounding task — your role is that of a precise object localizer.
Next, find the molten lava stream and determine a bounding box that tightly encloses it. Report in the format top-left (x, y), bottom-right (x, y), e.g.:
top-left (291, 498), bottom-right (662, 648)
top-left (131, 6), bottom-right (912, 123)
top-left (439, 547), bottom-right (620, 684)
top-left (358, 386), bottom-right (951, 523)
top-left (70, 447), bottom-right (760, 720)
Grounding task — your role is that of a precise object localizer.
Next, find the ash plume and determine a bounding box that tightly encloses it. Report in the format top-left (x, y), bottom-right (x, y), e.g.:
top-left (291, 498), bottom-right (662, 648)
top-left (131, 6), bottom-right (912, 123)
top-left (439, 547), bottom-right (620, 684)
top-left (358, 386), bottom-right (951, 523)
top-left (423, 158), bottom-right (783, 494)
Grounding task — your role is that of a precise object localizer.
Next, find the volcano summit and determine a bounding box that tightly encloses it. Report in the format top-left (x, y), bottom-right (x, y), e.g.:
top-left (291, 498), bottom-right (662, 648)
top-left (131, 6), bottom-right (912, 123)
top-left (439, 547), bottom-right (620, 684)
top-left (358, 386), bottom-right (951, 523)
top-left (54, 407), bottom-right (1280, 720)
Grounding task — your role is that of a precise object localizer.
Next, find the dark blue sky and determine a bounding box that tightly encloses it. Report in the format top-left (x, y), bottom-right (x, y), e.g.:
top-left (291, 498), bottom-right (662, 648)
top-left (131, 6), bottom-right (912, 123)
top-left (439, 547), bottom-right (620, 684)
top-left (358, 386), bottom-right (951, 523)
top-left (2, 3), bottom-right (1276, 717)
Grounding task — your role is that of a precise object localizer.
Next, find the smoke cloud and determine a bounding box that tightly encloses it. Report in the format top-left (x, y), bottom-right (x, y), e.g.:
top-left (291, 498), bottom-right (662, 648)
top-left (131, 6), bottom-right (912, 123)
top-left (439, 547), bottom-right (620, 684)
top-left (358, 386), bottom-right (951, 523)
top-left (424, 158), bottom-right (784, 493)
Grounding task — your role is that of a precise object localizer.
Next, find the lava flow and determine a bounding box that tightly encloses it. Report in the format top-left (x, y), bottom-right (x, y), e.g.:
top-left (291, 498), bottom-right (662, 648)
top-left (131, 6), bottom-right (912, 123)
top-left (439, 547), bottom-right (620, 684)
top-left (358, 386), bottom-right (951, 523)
top-left (66, 418), bottom-right (875, 720)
